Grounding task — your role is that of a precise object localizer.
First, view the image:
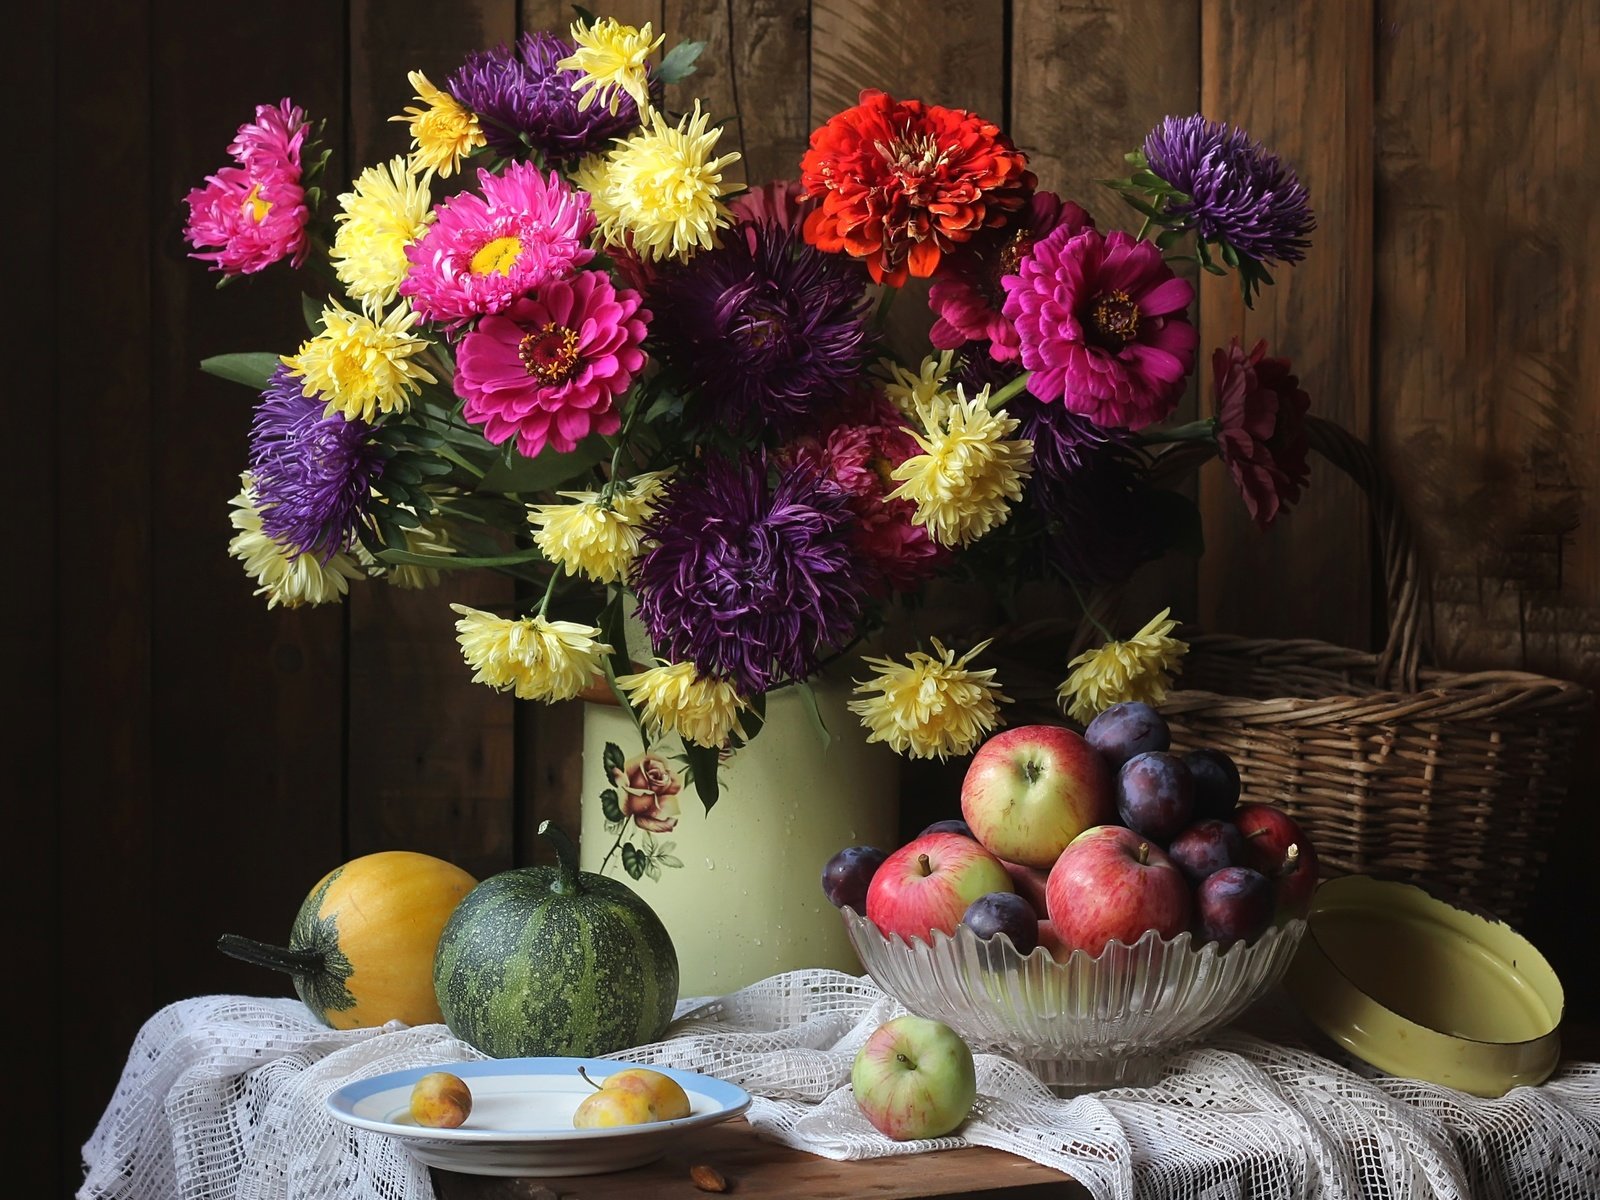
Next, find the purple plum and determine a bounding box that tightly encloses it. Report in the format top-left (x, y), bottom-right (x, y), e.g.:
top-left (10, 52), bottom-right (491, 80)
top-left (1185, 748), bottom-right (1241, 819)
top-left (960, 891), bottom-right (1039, 955)
top-left (919, 819), bottom-right (975, 839)
top-left (1167, 819), bottom-right (1247, 885)
top-left (1197, 866), bottom-right (1275, 947)
top-left (822, 845), bottom-right (887, 912)
top-left (1116, 752), bottom-right (1194, 843)
top-left (1085, 702), bottom-right (1171, 770)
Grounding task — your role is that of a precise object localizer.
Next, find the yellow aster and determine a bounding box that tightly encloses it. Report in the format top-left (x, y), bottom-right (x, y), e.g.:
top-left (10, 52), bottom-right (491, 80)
top-left (227, 476), bottom-right (363, 610)
top-left (879, 351), bottom-right (958, 422)
top-left (1057, 608), bottom-right (1190, 724)
top-left (588, 101), bottom-right (740, 263)
top-left (614, 660), bottom-right (748, 749)
top-left (450, 604), bottom-right (613, 702)
top-left (887, 386), bottom-right (1033, 547)
top-left (391, 70), bottom-right (485, 177)
top-left (331, 156), bottom-right (435, 311)
top-left (849, 639), bottom-right (1010, 761)
top-left (556, 17), bottom-right (664, 116)
top-left (283, 301), bottom-right (437, 423)
top-left (528, 471), bottom-right (669, 585)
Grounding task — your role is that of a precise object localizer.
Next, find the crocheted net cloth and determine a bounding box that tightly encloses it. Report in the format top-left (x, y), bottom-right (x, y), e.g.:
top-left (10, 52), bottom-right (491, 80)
top-left (80, 969), bottom-right (1599, 1200)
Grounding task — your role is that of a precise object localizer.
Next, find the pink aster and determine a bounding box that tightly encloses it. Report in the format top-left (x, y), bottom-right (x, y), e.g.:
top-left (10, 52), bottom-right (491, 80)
top-left (183, 98), bottom-right (312, 276)
top-left (1002, 227), bottom-right (1198, 429)
top-left (799, 396), bottom-right (949, 594)
top-left (454, 270), bottom-right (649, 458)
top-left (929, 193), bottom-right (1093, 361)
top-left (399, 162), bottom-right (595, 328)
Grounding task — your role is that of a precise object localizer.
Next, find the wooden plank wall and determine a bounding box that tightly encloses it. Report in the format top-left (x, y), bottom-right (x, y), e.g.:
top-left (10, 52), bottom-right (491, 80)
top-left (21, 1), bottom-right (1597, 1193)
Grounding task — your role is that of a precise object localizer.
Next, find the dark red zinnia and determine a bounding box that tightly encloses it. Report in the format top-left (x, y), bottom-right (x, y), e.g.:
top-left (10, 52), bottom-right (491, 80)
top-left (1212, 338), bottom-right (1311, 527)
top-left (800, 89), bottom-right (1034, 287)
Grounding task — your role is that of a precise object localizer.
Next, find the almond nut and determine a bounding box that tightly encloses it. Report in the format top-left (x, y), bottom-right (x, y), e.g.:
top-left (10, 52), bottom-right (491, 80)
top-left (689, 1163), bottom-right (729, 1192)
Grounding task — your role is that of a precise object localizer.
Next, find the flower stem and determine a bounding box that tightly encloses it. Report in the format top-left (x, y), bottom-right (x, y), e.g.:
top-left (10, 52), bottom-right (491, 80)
top-left (1135, 216), bottom-right (1153, 242)
top-left (985, 371), bottom-right (1033, 411)
top-left (1066, 575), bottom-right (1115, 642)
top-left (874, 284), bottom-right (899, 330)
top-left (1139, 418), bottom-right (1219, 445)
top-left (598, 823), bottom-right (629, 876)
top-left (536, 566), bottom-right (562, 619)
top-left (432, 444), bottom-right (486, 479)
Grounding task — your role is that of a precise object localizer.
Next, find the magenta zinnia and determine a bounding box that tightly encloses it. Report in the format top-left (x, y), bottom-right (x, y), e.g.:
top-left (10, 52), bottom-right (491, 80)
top-left (454, 270), bottom-right (649, 458)
top-left (183, 99), bottom-right (312, 276)
top-left (399, 162), bottom-right (594, 328)
top-left (632, 455), bottom-right (867, 696)
top-left (929, 193), bottom-right (1093, 362)
top-left (1003, 227), bottom-right (1198, 429)
top-left (1213, 338), bottom-right (1312, 528)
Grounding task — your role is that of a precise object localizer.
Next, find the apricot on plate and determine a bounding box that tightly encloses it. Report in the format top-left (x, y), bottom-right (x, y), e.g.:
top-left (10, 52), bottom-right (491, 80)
top-left (409, 1071), bottom-right (473, 1129)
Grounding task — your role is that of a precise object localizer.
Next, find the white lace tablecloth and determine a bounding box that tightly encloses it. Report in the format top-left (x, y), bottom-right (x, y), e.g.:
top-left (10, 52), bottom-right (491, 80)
top-left (80, 969), bottom-right (1600, 1200)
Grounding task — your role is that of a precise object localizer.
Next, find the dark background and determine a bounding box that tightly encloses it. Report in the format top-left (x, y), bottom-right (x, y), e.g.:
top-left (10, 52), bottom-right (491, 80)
top-left (10, 0), bottom-right (1597, 1195)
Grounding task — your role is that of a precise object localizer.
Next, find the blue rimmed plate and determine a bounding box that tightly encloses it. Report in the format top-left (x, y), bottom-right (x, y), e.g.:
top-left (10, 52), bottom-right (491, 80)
top-left (326, 1057), bottom-right (753, 1177)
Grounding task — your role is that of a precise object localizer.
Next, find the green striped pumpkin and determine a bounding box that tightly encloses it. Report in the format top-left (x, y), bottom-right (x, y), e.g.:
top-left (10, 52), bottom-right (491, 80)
top-left (433, 822), bottom-right (679, 1058)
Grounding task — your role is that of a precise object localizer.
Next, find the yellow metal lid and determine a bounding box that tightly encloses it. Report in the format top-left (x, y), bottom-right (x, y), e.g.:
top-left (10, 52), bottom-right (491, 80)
top-left (1285, 875), bottom-right (1564, 1097)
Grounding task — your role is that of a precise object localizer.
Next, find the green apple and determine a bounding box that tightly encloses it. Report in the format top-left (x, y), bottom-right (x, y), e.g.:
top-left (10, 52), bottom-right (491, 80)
top-left (850, 1015), bottom-right (977, 1140)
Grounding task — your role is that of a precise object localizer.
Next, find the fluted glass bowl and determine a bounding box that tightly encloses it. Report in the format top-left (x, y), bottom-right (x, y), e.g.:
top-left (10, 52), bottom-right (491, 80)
top-left (841, 907), bottom-right (1307, 1091)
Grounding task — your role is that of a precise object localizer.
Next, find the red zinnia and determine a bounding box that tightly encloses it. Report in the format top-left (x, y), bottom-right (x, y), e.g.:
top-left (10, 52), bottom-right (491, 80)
top-left (1212, 338), bottom-right (1312, 527)
top-left (800, 90), bottom-right (1034, 287)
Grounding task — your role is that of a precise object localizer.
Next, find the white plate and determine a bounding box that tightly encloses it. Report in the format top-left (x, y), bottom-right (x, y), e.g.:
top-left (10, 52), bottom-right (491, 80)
top-left (326, 1057), bottom-right (753, 1177)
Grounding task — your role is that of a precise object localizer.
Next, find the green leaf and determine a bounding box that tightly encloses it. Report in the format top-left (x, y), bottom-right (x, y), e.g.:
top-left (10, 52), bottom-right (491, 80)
top-left (477, 436), bottom-right (607, 493)
top-left (603, 741), bottom-right (626, 780)
top-left (644, 859), bottom-right (662, 881)
top-left (301, 294), bottom-right (325, 334)
top-left (201, 352), bottom-right (281, 391)
top-left (1155, 227), bottom-right (1187, 251)
top-left (621, 842), bottom-right (646, 879)
top-left (795, 680), bottom-right (832, 750)
top-left (683, 741), bottom-right (721, 812)
top-left (656, 854), bottom-right (683, 869)
top-left (573, 5), bottom-right (598, 25)
top-left (656, 39), bottom-right (705, 84)
top-left (374, 546), bottom-right (544, 570)
top-left (599, 787), bottom-right (623, 823)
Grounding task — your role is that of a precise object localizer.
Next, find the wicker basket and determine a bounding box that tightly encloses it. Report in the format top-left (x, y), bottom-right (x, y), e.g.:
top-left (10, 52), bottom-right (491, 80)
top-left (1156, 419), bottom-right (1592, 924)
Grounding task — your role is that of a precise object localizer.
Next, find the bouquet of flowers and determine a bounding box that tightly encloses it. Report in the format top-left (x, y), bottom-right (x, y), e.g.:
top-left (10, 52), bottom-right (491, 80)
top-left (184, 12), bottom-right (1316, 855)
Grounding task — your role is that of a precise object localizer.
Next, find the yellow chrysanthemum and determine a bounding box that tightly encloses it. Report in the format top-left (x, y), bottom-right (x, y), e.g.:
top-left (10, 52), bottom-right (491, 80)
top-left (849, 639), bottom-right (1010, 760)
top-left (1057, 608), bottom-right (1190, 724)
top-left (879, 351), bottom-right (958, 421)
top-left (887, 387), bottom-right (1034, 547)
top-left (391, 70), bottom-right (485, 177)
top-left (331, 156), bottom-right (435, 311)
top-left (283, 301), bottom-right (437, 423)
top-left (528, 472), bottom-right (669, 585)
top-left (556, 17), bottom-right (664, 116)
top-left (450, 604), bottom-right (613, 702)
top-left (614, 660), bottom-right (748, 749)
top-left (585, 101), bottom-right (740, 263)
top-left (227, 476), bottom-right (363, 609)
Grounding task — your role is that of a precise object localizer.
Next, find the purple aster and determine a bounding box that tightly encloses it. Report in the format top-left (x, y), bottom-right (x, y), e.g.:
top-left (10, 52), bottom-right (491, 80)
top-left (248, 365), bottom-right (385, 560)
top-left (1143, 114), bottom-right (1315, 267)
top-left (648, 221), bottom-right (875, 436)
top-left (448, 32), bottom-right (655, 162)
top-left (632, 454), bottom-right (867, 695)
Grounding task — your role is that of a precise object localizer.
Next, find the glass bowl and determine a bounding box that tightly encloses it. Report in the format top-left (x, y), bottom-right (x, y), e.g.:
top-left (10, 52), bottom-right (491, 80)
top-left (841, 907), bottom-right (1307, 1091)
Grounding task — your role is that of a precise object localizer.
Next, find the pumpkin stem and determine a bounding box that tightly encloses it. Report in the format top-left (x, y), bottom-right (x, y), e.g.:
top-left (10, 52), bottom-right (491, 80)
top-left (539, 820), bottom-right (585, 896)
top-left (217, 934), bottom-right (325, 978)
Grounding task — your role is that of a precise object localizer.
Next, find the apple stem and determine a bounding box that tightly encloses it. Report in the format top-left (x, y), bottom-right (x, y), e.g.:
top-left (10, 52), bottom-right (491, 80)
top-left (917, 853), bottom-right (932, 877)
top-left (576, 1065), bottom-right (604, 1092)
top-left (1284, 843), bottom-right (1300, 875)
top-left (1136, 842), bottom-right (1150, 866)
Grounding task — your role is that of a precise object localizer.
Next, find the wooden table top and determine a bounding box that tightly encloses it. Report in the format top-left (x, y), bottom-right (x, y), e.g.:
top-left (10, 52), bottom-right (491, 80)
top-left (432, 1117), bottom-right (1083, 1200)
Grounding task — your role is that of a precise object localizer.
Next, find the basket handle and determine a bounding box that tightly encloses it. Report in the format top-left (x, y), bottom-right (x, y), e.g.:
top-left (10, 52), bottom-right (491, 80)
top-left (1146, 418), bottom-right (1428, 690)
top-left (1302, 417), bottom-right (1427, 690)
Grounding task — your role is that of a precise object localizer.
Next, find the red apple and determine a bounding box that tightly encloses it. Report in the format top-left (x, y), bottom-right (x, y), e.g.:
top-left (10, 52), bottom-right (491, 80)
top-left (960, 725), bottom-right (1116, 869)
top-left (1045, 825), bottom-right (1193, 956)
top-left (1233, 803), bottom-right (1320, 918)
top-left (864, 832), bottom-right (1014, 944)
top-left (1036, 919), bottom-right (1071, 962)
top-left (1000, 858), bottom-right (1052, 918)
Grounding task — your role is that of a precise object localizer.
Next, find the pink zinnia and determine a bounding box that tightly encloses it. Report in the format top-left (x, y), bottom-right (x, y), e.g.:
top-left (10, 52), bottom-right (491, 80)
top-left (183, 99), bottom-right (312, 276)
top-left (400, 162), bottom-right (594, 328)
top-left (929, 193), bottom-right (1093, 361)
top-left (804, 397), bottom-right (949, 594)
top-left (728, 180), bottom-right (814, 233)
top-left (1002, 227), bottom-right (1198, 429)
top-left (454, 270), bottom-right (649, 458)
